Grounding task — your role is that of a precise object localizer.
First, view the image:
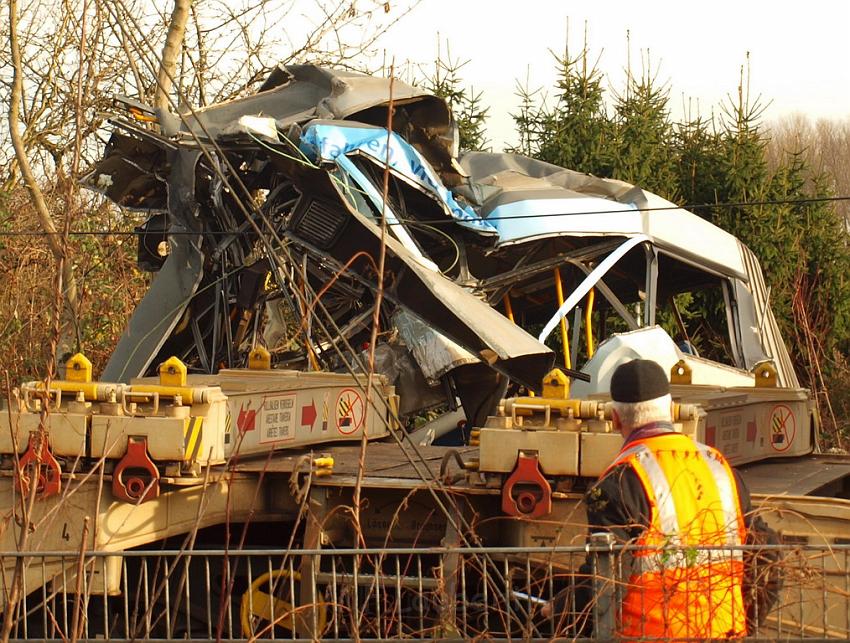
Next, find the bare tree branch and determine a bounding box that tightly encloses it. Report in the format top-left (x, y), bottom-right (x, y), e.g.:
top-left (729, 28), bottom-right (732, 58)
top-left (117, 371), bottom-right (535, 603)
top-left (7, 0), bottom-right (79, 358)
top-left (154, 0), bottom-right (190, 112)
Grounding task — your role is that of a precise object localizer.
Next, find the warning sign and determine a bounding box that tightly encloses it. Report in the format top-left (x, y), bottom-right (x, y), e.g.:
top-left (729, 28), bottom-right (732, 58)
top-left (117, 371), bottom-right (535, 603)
top-left (237, 401), bottom-right (257, 434)
top-left (224, 406), bottom-right (233, 445)
top-left (769, 404), bottom-right (796, 452)
top-left (336, 388), bottom-right (365, 435)
top-left (259, 394), bottom-right (296, 443)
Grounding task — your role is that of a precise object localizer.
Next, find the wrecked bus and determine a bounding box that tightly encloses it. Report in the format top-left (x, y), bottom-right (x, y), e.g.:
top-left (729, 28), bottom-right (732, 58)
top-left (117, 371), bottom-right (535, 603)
top-left (0, 65), bottom-right (843, 638)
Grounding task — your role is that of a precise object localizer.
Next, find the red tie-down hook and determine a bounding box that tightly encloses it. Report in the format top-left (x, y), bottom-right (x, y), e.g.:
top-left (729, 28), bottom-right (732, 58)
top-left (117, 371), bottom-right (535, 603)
top-left (113, 437), bottom-right (160, 503)
top-left (502, 452), bottom-right (552, 519)
top-left (16, 433), bottom-right (62, 499)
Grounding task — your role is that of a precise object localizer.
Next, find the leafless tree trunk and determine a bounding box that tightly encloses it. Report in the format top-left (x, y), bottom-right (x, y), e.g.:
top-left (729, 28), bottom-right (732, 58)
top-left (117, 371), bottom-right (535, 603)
top-left (7, 0), bottom-right (79, 360)
top-left (155, 0), bottom-right (191, 112)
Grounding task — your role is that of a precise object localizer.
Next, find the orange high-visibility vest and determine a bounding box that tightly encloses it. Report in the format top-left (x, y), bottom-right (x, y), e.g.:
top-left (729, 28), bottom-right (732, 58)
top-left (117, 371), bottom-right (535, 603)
top-left (603, 433), bottom-right (748, 640)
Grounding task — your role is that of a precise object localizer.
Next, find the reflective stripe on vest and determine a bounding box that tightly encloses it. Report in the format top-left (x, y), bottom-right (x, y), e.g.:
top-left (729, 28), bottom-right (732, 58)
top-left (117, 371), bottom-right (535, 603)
top-left (613, 436), bottom-right (745, 572)
top-left (695, 442), bottom-right (744, 547)
top-left (633, 446), bottom-right (680, 541)
top-left (612, 434), bottom-right (748, 639)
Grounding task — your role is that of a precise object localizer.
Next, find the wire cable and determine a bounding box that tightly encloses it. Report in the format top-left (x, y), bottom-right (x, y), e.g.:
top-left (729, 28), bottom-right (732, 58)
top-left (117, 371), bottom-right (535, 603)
top-left (101, 0), bottom-right (502, 561)
top-left (4, 191), bottom-right (847, 237)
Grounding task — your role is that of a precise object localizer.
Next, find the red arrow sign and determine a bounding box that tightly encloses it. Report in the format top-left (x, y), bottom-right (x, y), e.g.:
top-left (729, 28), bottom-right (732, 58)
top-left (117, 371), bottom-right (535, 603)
top-left (301, 399), bottom-right (317, 429)
top-left (237, 401), bottom-right (256, 433)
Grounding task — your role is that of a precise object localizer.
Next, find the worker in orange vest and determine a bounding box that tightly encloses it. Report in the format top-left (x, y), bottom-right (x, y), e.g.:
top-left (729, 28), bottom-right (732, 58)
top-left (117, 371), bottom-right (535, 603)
top-left (544, 359), bottom-right (780, 638)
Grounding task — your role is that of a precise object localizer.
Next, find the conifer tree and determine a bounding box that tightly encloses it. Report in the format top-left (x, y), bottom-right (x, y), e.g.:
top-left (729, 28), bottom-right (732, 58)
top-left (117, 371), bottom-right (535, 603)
top-left (674, 112), bottom-right (724, 208)
top-left (508, 41), bottom-right (850, 442)
top-left (513, 44), bottom-right (613, 176)
top-left (610, 59), bottom-right (678, 198)
top-left (423, 55), bottom-right (490, 151)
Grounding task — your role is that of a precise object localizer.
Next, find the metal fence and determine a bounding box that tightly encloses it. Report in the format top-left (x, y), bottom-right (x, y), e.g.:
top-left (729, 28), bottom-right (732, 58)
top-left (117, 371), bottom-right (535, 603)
top-left (0, 540), bottom-right (846, 641)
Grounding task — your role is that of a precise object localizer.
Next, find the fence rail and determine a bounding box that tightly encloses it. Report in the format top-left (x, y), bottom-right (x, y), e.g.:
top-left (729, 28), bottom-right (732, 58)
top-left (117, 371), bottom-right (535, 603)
top-left (0, 541), bottom-right (845, 641)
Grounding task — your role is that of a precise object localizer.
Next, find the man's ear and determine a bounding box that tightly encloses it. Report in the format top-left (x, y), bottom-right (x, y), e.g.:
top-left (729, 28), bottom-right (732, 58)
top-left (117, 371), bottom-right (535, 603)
top-left (611, 408), bottom-right (621, 432)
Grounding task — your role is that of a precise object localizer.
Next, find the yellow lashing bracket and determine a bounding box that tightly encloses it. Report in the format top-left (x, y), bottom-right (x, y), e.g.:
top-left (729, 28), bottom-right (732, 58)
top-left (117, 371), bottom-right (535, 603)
top-left (159, 356), bottom-right (187, 386)
top-left (65, 353), bottom-right (92, 383)
top-left (753, 360), bottom-right (778, 387)
top-left (313, 456), bottom-right (334, 477)
top-left (248, 346), bottom-right (271, 370)
top-left (670, 359), bottom-right (692, 385)
top-left (130, 357), bottom-right (212, 405)
top-left (541, 368), bottom-right (570, 400)
top-left (40, 353), bottom-right (108, 402)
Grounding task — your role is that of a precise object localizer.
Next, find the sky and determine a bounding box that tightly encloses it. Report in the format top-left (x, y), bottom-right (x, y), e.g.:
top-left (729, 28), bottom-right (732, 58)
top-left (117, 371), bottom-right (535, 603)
top-left (374, 0), bottom-right (850, 149)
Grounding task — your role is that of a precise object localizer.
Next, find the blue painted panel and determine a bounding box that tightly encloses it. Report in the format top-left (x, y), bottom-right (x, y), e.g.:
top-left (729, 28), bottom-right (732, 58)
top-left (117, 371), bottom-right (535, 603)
top-left (300, 122), bottom-right (496, 234)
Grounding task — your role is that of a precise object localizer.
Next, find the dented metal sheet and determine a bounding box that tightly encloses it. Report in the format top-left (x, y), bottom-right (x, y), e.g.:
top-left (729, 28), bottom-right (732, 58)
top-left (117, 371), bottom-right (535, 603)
top-left (282, 165), bottom-right (554, 390)
top-left (458, 152), bottom-right (749, 279)
top-left (81, 62), bottom-right (801, 415)
top-left (393, 309), bottom-right (478, 385)
top-left (300, 121), bottom-right (495, 234)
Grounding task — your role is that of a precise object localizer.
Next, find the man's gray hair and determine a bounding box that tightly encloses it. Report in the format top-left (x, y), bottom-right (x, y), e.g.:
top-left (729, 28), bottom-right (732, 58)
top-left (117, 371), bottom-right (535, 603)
top-left (611, 393), bottom-right (673, 431)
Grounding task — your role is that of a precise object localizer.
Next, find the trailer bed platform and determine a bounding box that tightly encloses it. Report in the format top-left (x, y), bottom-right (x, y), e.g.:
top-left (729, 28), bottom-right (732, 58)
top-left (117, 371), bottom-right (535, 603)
top-left (739, 454), bottom-right (850, 497)
top-left (232, 442), bottom-right (481, 489)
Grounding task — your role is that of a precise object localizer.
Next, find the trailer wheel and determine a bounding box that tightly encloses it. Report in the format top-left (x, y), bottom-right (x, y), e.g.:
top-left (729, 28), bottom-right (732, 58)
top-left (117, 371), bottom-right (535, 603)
top-left (240, 569), bottom-right (328, 637)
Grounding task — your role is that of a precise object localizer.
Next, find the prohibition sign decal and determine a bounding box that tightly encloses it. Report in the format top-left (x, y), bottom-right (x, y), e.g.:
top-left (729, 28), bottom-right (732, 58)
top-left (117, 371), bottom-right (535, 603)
top-left (336, 388), bottom-right (365, 435)
top-left (769, 404), bottom-right (796, 452)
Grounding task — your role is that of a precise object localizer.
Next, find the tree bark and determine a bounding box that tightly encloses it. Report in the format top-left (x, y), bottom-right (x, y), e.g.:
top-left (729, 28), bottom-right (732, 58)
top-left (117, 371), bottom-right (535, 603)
top-left (7, 0), bottom-right (79, 360)
top-left (154, 0), bottom-right (191, 112)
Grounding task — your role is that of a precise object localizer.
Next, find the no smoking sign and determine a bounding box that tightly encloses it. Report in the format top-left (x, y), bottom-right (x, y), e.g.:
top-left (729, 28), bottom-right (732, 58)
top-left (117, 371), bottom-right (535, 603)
top-left (769, 404), bottom-right (796, 452)
top-left (336, 388), bottom-right (365, 435)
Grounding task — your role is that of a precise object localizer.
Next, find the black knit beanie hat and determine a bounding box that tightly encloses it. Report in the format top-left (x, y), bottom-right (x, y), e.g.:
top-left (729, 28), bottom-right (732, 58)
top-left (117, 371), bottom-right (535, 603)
top-left (610, 359), bottom-right (670, 403)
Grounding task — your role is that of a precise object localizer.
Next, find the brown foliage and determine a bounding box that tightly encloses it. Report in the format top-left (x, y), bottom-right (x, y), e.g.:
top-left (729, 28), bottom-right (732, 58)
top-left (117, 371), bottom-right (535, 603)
top-left (0, 0), bottom-right (418, 382)
top-left (0, 184), bottom-right (147, 383)
top-left (768, 113), bottom-right (850, 227)
top-left (768, 114), bottom-right (850, 446)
